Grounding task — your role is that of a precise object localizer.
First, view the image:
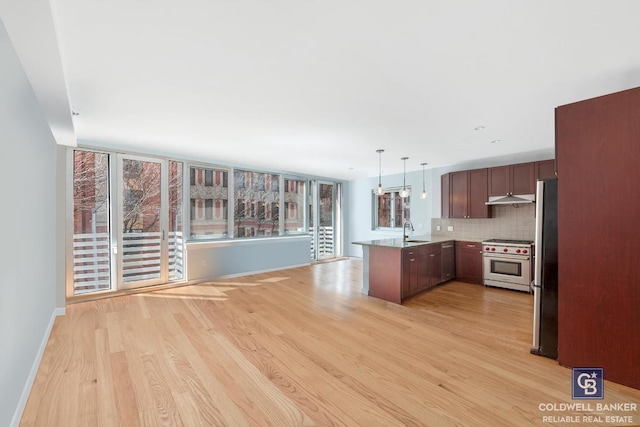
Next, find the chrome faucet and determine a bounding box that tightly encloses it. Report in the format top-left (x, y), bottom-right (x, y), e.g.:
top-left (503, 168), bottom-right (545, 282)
top-left (403, 219), bottom-right (414, 242)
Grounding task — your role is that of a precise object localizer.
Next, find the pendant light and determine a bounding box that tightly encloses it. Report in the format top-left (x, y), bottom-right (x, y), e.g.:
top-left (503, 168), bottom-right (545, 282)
top-left (400, 157), bottom-right (409, 198)
top-left (420, 162), bottom-right (428, 199)
top-left (376, 149), bottom-right (385, 195)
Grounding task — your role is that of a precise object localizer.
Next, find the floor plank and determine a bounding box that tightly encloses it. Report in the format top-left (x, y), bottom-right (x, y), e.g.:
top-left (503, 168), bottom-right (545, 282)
top-left (21, 259), bottom-right (640, 426)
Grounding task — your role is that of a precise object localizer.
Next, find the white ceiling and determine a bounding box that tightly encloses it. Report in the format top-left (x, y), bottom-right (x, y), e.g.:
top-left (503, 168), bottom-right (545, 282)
top-left (4, 0), bottom-right (640, 179)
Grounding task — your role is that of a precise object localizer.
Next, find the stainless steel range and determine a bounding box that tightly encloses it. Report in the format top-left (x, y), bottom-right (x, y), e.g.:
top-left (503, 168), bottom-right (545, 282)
top-left (482, 239), bottom-right (533, 292)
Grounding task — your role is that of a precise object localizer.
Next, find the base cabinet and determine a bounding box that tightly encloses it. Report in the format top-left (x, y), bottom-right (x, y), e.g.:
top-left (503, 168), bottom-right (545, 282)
top-left (402, 248), bottom-right (421, 297)
top-left (368, 241), bottom-right (461, 304)
top-left (401, 242), bottom-right (454, 299)
top-left (455, 241), bottom-right (483, 284)
top-left (426, 245), bottom-right (442, 289)
top-left (441, 242), bottom-right (455, 282)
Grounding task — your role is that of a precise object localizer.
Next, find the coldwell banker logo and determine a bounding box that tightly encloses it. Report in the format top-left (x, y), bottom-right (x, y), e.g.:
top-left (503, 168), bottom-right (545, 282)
top-left (572, 367), bottom-right (604, 399)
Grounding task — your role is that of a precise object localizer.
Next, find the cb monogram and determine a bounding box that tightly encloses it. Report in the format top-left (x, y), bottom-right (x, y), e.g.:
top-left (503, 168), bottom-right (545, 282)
top-left (572, 368), bottom-right (604, 399)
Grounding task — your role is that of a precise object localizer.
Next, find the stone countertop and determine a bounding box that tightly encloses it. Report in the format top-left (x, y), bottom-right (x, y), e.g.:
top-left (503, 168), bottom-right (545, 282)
top-left (352, 235), bottom-right (457, 249)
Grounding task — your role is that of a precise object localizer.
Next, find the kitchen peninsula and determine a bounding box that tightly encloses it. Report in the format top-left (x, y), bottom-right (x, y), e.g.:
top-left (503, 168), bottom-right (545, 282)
top-left (354, 237), bottom-right (457, 304)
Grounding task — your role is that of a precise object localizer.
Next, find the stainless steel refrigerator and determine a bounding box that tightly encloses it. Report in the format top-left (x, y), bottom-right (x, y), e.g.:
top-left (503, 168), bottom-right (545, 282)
top-left (531, 178), bottom-right (558, 359)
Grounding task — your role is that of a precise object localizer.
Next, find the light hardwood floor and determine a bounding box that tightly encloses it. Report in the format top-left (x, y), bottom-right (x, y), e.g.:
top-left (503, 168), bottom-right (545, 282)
top-left (21, 259), bottom-right (640, 426)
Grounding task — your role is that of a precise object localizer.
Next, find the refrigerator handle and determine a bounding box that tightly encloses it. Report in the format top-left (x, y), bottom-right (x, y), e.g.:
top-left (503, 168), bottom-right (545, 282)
top-left (531, 180), bottom-right (545, 350)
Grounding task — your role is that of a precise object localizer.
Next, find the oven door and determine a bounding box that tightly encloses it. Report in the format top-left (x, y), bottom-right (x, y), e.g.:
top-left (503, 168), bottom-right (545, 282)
top-left (483, 253), bottom-right (531, 289)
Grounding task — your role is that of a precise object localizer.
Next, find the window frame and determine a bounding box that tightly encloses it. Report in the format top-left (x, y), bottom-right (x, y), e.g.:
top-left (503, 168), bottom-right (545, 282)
top-left (372, 187), bottom-right (411, 230)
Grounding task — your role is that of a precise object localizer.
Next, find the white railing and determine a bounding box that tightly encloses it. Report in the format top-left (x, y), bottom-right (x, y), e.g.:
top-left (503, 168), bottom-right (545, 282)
top-left (310, 226), bottom-right (334, 259)
top-left (121, 231), bottom-right (162, 282)
top-left (168, 231), bottom-right (184, 280)
top-left (72, 232), bottom-right (110, 294)
top-left (72, 230), bottom-right (184, 294)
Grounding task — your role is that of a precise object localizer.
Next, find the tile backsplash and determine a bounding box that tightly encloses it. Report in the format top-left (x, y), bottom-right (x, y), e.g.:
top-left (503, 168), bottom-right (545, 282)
top-left (431, 204), bottom-right (536, 241)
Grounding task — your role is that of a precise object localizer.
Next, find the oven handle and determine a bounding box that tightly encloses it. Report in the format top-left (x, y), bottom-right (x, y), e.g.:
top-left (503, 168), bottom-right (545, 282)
top-left (483, 253), bottom-right (530, 261)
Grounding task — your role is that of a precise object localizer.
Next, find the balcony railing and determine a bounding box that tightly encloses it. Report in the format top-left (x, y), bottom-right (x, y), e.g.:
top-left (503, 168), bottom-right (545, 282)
top-left (72, 232), bottom-right (110, 294)
top-left (310, 226), bottom-right (334, 259)
top-left (72, 231), bottom-right (184, 294)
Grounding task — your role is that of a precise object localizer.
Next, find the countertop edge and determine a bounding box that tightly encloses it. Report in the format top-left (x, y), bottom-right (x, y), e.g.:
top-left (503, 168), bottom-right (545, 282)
top-left (353, 236), bottom-right (462, 249)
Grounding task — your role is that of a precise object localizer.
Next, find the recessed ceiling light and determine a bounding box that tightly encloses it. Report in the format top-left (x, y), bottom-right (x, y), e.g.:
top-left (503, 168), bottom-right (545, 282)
top-left (474, 125), bottom-right (485, 131)
top-left (491, 139), bottom-right (501, 144)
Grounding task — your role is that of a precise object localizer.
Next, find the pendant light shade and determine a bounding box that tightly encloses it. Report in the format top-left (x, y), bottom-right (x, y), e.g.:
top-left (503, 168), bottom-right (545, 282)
top-left (400, 157), bottom-right (409, 198)
top-left (421, 162), bottom-right (428, 199)
top-left (376, 149), bottom-right (384, 195)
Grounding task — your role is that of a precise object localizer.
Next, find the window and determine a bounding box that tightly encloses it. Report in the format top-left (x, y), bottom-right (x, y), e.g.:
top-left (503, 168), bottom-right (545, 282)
top-left (168, 161), bottom-right (184, 281)
top-left (72, 150), bottom-right (111, 294)
top-left (189, 166), bottom-right (229, 239)
top-left (234, 170), bottom-right (281, 237)
top-left (236, 171), bottom-right (246, 188)
top-left (221, 199), bottom-right (228, 220)
top-left (190, 199), bottom-right (196, 220)
top-left (374, 188), bottom-right (410, 229)
top-left (284, 178), bottom-right (305, 233)
top-left (205, 199), bottom-right (213, 220)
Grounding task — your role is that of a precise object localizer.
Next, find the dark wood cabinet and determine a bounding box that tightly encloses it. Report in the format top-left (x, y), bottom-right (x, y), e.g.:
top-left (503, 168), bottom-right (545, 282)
top-left (556, 86), bottom-right (640, 390)
top-left (440, 173), bottom-right (450, 218)
top-left (399, 242), bottom-right (453, 299)
top-left (427, 245), bottom-right (442, 288)
top-left (369, 240), bottom-right (472, 303)
top-left (488, 162), bottom-right (535, 197)
top-left (443, 160), bottom-right (554, 218)
top-left (449, 171), bottom-right (467, 218)
top-left (402, 248), bottom-right (420, 297)
top-left (534, 159), bottom-right (556, 180)
top-left (455, 241), bottom-right (483, 284)
top-left (446, 169), bottom-right (490, 219)
top-left (441, 241), bottom-right (455, 282)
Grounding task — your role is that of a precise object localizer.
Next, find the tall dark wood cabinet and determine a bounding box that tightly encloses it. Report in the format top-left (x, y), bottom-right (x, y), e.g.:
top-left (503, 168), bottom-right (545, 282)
top-left (556, 86), bottom-right (640, 391)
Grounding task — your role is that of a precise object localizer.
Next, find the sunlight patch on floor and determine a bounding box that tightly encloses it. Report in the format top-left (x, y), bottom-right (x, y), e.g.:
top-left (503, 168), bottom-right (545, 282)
top-left (256, 277), bottom-right (290, 283)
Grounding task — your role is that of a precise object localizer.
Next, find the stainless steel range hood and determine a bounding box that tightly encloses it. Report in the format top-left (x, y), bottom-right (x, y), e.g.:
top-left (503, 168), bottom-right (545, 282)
top-left (485, 194), bottom-right (535, 205)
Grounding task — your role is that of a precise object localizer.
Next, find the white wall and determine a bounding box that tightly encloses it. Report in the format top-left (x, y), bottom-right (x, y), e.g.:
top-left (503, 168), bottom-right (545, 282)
top-left (347, 169), bottom-right (433, 257)
top-left (0, 19), bottom-right (58, 427)
top-left (186, 235), bottom-right (312, 281)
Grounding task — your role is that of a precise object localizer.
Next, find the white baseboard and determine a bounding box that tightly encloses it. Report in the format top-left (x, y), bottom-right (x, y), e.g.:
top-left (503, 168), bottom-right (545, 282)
top-left (10, 307), bottom-right (65, 427)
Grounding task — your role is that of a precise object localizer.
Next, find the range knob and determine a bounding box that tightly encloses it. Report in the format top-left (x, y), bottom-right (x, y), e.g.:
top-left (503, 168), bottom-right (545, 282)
top-left (503, 248), bottom-right (508, 253)
top-left (516, 249), bottom-right (521, 254)
top-left (491, 247), bottom-right (496, 252)
top-left (523, 249), bottom-right (528, 254)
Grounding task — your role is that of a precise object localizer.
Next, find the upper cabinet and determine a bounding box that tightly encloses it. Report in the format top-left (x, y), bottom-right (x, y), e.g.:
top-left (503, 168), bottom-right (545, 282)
top-left (440, 173), bottom-right (450, 218)
top-left (441, 159), bottom-right (555, 219)
top-left (488, 162), bottom-right (535, 197)
top-left (535, 159), bottom-right (556, 180)
top-left (446, 168), bottom-right (490, 219)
